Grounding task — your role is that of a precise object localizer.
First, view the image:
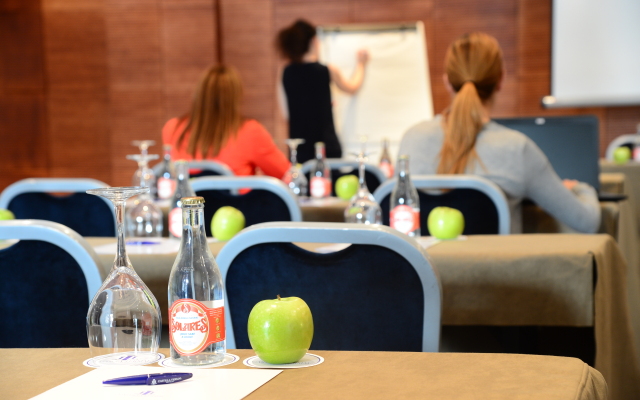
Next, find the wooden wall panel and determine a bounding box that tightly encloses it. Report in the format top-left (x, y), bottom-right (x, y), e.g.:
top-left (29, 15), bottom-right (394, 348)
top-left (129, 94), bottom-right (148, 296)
top-left (0, 0), bottom-right (48, 189)
top-left (42, 3), bottom-right (112, 182)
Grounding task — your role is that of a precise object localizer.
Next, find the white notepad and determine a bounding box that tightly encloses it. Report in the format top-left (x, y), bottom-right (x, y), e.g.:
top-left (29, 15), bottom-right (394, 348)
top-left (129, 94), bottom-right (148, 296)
top-left (31, 366), bottom-right (282, 399)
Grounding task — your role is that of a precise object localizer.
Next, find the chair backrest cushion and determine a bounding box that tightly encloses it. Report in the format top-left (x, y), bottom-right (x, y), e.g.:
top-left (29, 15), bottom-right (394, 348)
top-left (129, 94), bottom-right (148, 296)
top-left (196, 189), bottom-right (292, 236)
top-left (0, 240), bottom-right (89, 347)
top-left (8, 192), bottom-right (115, 237)
top-left (226, 242), bottom-right (424, 351)
top-left (380, 189), bottom-right (500, 235)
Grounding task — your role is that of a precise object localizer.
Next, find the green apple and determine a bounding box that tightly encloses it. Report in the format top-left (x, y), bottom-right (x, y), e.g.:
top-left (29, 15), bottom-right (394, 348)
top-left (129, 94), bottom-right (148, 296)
top-left (247, 295), bottom-right (314, 364)
top-left (427, 206), bottom-right (465, 240)
top-left (0, 209), bottom-right (15, 220)
top-left (210, 206), bottom-right (245, 241)
top-left (613, 146), bottom-right (631, 164)
top-left (335, 175), bottom-right (359, 200)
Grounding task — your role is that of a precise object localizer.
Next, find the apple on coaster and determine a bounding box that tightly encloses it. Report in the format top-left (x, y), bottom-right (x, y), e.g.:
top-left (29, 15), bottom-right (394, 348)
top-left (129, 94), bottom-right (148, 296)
top-left (248, 295), bottom-right (314, 365)
top-left (427, 206), bottom-right (465, 240)
top-left (211, 206), bottom-right (245, 241)
top-left (335, 175), bottom-right (358, 200)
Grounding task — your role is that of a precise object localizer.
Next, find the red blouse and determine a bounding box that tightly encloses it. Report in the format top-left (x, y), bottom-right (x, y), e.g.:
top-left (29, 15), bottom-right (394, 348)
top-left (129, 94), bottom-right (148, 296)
top-left (162, 118), bottom-right (290, 178)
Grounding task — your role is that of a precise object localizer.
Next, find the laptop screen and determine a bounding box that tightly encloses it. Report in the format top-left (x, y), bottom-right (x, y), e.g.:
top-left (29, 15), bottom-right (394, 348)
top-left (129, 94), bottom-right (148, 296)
top-left (493, 115), bottom-right (600, 191)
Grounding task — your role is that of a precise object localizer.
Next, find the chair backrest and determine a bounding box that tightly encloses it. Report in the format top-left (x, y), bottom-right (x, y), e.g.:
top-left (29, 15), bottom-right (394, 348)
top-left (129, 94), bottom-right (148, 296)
top-left (188, 160), bottom-right (235, 178)
top-left (0, 219), bottom-right (105, 347)
top-left (605, 134), bottom-right (637, 161)
top-left (373, 175), bottom-right (511, 235)
top-left (301, 158), bottom-right (388, 194)
top-left (191, 176), bottom-right (302, 236)
top-left (216, 221), bottom-right (441, 352)
top-left (0, 178), bottom-right (115, 237)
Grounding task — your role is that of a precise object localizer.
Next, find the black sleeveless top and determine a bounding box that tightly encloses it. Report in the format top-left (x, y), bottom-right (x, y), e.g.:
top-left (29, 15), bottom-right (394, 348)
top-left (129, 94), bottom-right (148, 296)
top-left (282, 62), bottom-right (342, 163)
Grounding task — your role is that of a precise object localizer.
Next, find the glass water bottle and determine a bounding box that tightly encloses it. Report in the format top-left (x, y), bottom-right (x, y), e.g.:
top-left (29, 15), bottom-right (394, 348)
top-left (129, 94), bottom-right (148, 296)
top-left (156, 145), bottom-right (177, 200)
top-left (168, 161), bottom-right (195, 239)
top-left (310, 142), bottom-right (331, 198)
top-left (379, 138), bottom-right (394, 178)
top-left (390, 155), bottom-right (421, 237)
top-left (168, 196), bottom-right (226, 366)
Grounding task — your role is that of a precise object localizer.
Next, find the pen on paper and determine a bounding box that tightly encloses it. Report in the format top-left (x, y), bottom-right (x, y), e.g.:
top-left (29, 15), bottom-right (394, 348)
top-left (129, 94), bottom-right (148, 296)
top-left (126, 241), bottom-right (162, 245)
top-left (103, 372), bottom-right (193, 386)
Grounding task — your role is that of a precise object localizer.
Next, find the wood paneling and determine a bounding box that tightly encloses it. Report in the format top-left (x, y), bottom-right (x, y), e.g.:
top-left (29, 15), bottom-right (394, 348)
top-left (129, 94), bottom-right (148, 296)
top-left (1, 0), bottom-right (639, 191)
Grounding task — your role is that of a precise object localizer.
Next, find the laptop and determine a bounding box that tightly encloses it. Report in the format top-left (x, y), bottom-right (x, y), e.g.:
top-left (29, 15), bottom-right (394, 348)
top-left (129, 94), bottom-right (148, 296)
top-left (493, 115), bottom-right (624, 201)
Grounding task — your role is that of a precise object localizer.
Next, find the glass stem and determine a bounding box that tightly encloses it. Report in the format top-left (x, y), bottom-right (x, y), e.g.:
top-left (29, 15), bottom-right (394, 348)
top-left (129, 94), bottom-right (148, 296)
top-left (290, 147), bottom-right (298, 165)
top-left (358, 160), bottom-right (366, 190)
top-left (113, 199), bottom-right (130, 271)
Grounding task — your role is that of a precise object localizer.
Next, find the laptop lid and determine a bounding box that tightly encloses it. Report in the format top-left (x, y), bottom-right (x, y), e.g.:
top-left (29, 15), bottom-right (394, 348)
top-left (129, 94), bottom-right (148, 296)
top-left (493, 115), bottom-right (600, 191)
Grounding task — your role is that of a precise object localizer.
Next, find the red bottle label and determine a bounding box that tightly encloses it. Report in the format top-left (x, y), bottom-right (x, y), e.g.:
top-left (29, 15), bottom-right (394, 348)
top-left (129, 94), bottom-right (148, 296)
top-left (390, 205), bottom-right (420, 234)
top-left (157, 177), bottom-right (177, 199)
top-left (379, 161), bottom-right (394, 178)
top-left (310, 177), bottom-right (331, 198)
top-left (169, 299), bottom-right (225, 356)
top-left (168, 207), bottom-right (182, 238)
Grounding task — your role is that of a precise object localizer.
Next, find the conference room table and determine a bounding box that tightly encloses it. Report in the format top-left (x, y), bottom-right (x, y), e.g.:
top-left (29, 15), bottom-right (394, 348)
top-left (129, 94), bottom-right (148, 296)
top-left (1, 348), bottom-right (606, 400)
top-left (88, 233), bottom-right (640, 400)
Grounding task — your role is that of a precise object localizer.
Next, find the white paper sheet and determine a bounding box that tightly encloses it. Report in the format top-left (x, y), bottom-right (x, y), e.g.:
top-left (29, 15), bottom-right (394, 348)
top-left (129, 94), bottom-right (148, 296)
top-left (31, 366), bottom-right (282, 400)
top-left (92, 238), bottom-right (219, 255)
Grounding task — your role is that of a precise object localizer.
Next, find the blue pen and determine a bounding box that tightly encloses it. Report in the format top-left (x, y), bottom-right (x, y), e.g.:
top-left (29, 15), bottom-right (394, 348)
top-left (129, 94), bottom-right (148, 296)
top-left (126, 241), bottom-right (161, 245)
top-left (103, 372), bottom-right (193, 385)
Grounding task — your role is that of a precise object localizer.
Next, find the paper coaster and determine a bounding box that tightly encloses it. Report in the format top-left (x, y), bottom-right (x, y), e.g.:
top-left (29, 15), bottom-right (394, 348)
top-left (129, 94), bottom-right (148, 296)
top-left (243, 353), bottom-right (324, 369)
top-left (83, 351), bottom-right (165, 368)
top-left (159, 353), bottom-right (239, 369)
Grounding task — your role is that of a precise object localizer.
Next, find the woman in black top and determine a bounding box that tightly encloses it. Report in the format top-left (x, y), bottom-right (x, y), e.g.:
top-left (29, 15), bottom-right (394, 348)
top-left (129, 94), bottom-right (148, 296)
top-left (277, 19), bottom-right (369, 163)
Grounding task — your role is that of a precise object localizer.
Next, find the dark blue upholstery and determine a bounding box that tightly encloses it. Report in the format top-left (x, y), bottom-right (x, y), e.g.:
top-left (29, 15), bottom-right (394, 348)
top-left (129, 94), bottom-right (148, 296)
top-left (380, 189), bottom-right (500, 235)
top-left (226, 242), bottom-right (424, 351)
top-left (190, 169), bottom-right (223, 179)
top-left (8, 192), bottom-right (115, 237)
top-left (196, 189), bottom-right (293, 236)
top-left (305, 168), bottom-right (382, 195)
top-left (0, 240), bottom-right (89, 347)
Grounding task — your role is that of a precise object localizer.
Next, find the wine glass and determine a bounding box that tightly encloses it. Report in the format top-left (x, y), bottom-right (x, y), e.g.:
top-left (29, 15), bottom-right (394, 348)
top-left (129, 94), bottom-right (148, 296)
top-left (283, 138), bottom-right (308, 197)
top-left (126, 155), bottom-right (163, 237)
top-left (344, 152), bottom-right (382, 224)
top-left (131, 140), bottom-right (156, 156)
top-left (86, 186), bottom-right (162, 357)
top-left (129, 153), bottom-right (158, 199)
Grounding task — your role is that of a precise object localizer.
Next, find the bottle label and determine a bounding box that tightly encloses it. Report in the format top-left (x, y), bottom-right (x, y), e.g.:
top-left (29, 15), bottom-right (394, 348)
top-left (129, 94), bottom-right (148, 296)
top-left (634, 146), bottom-right (640, 161)
top-left (310, 177), bottom-right (331, 198)
top-left (379, 161), bottom-right (394, 178)
top-left (390, 205), bottom-right (420, 234)
top-left (157, 177), bottom-right (176, 199)
top-left (168, 207), bottom-right (182, 238)
top-left (169, 299), bottom-right (225, 356)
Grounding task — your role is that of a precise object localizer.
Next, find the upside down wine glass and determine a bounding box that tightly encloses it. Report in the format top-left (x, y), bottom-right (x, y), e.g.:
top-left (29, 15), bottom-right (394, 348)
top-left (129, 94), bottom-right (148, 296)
top-left (344, 152), bottom-right (382, 224)
top-left (86, 186), bottom-right (162, 357)
top-left (126, 154), bottom-right (163, 237)
top-left (283, 138), bottom-right (308, 197)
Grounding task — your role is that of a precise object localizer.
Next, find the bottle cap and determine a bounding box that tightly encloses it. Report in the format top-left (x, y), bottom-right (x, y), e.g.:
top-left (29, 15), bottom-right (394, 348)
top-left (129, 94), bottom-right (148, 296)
top-left (181, 196), bottom-right (205, 205)
top-left (399, 154), bottom-right (410, 160)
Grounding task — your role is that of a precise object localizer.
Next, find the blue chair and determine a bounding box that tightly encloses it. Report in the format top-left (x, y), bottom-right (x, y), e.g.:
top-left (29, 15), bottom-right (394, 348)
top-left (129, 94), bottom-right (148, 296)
top-left (191, 176), bottom-right (302, 236)
top-left (216, 222), bottom-right (441, 352)
top-left (0, 178), bottom-right (115, 237)
top-left (373, 175), bottom-right (511, 235)
top-left (0, 220), bottom-right (105, 347)
top-left (301, 158), bottom-right (389, 194)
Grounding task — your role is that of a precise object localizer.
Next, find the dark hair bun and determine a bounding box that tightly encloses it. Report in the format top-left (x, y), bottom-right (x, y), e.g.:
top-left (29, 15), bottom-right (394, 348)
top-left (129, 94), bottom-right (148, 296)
top-left (276, 19), bottom-right (316, 63)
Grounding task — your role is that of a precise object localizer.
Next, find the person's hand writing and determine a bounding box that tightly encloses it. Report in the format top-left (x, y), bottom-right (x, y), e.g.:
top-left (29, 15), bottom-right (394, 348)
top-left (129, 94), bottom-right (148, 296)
top-left (563, 179), bottom-right (578, 190)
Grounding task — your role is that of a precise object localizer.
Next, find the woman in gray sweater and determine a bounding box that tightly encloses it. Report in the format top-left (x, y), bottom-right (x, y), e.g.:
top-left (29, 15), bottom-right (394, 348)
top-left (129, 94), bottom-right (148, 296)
top-left (398, 33), bottom-right (600, 233)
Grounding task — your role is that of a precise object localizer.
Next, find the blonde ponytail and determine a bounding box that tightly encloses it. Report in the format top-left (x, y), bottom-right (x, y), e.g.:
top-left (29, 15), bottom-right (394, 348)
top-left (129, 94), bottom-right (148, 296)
top-left (437, 33), bottom-right (503, 175)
